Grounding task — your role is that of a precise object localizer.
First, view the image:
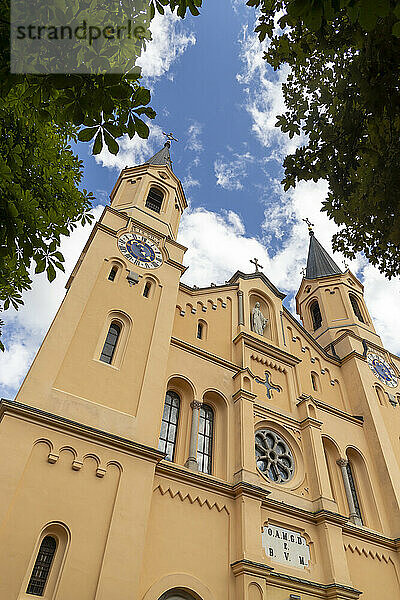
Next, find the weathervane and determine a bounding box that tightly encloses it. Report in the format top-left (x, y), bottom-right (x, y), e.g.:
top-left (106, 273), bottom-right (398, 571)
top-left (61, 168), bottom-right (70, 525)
top-left (300, 267), bottom-right (306, 276)
top-left (302, 217), bottom-right (314, 234)
top-left (162, 131), bottom-right (179, 144)
top-left (250, 257), bottom-right (263, 272)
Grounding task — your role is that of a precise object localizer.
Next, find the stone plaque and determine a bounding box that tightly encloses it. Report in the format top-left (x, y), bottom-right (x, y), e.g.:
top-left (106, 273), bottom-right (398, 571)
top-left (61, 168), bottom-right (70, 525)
top-left (262, 524), bottom-right (310, 568)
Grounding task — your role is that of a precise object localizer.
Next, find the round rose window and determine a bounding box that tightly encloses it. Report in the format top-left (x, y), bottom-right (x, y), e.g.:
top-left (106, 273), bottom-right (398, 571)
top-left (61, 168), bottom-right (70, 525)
top-left (255, 429), bottom-right (294, 483)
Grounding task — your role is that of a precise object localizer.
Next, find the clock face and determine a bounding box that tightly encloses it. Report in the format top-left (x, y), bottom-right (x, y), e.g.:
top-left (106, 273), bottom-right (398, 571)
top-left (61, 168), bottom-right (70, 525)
top-left (367, 352), bottom-right (398, 388)
top-left (117, 232), bottom-right (163, 269)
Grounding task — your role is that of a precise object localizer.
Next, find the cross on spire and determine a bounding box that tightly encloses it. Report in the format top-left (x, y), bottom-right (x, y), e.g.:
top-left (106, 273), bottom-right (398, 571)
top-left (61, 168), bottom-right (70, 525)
top-left (302, 217), bottom-right (314, 235)
top-left (162, 131), bottom-right (179, 145)
top-left (250, 257), bottom-right (263, 272)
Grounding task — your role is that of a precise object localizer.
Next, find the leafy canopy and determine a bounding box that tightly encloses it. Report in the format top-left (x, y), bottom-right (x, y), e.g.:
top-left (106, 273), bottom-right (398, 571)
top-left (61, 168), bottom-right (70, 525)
top-left (248, 0), bottom-right (400, 278)
top-left (0, 0), bottom-right (201, 349)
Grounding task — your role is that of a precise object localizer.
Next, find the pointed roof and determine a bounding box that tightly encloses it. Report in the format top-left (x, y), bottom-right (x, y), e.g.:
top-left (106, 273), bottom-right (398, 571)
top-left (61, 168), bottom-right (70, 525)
top-left (305, 231), bottom-right (342, 279)
top-left (145, 141), bottom-right (173, 170)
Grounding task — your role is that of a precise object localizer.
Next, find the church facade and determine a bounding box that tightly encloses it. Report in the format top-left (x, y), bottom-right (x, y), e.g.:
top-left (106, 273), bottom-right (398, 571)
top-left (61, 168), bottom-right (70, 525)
top-left (2, 143), bottom-right (400, 600)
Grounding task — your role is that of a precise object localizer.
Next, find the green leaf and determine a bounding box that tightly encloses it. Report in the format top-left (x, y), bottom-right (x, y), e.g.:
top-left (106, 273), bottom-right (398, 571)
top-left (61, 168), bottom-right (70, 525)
top-left (47, 264), bottom-right (56, 282)
top-left (133, 116), bottom-right (149, 139)
top-left (78, 127), bottom-right (98, 142)
top-left (92, 131), bottom-right (103, 155)
top-left (103, 130), bottom-right (119, 155)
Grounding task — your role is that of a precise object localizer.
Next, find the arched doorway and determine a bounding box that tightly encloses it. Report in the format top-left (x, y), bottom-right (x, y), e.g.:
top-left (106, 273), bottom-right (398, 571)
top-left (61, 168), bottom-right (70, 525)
top-left (159, 590), bottom-right (199, 600)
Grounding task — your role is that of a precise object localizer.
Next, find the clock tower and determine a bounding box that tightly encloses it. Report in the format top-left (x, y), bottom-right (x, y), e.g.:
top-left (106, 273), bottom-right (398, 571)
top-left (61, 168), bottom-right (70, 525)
top-left (15, 140), bottom-right (188, 448)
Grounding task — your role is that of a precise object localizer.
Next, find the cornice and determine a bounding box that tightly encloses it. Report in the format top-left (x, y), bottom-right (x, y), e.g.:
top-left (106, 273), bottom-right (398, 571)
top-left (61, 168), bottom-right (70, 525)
top-left (230, 558), bottom-right (273, 577)
top-left (228, 270), bottom-right (286, 300)
top-left (342, 522), bottom-right (398, 551)
top-left (0, 399), bottom-right (164, 464)
top-left (165, 258), bottom-right (187, 274)
top-left (268, 571), bottom-right (361, 599)
top-left (232, 332), bottom-right (301, 366)
top-left (178, 282), bottom-right (238, 294)
top-left (170, 337), bottom-right (239, 372)
top-left (283, 308), bottom-right (341, 365)
top-left (297, 395), bottom-right (364, 427)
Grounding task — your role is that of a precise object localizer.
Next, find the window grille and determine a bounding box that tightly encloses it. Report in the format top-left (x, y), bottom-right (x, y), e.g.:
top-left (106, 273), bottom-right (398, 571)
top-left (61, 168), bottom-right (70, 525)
top-left (99, 322), bottom-right (121, 364)
top-left (158, 391), bottom-right (180, 461)
top-left (108, 266), bottom-right (118, 281)
top-left (346, 461), bottom-right (363, 524)
top-left (197, 405), bottom-right (214, 474)
top-left (311, 301), bottom-right (322, 330)
top-left (349, 294), bottom-right (365, 323)
top-left (145, 187), bottom-right (163, 213)
top-left (197, 322), bottom-right (203, 339)
top-left (255, 429), bottom-right (295, 483)
top-left (26, 536), bottom-right (56, 596)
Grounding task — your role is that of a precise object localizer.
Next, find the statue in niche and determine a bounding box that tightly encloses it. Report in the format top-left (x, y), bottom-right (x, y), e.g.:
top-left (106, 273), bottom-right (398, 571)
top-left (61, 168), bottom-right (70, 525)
top-left (251, 302), bottom-right (268, 336)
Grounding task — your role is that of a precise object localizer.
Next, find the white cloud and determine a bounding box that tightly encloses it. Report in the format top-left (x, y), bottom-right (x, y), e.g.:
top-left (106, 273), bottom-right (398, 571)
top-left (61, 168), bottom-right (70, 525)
top-left (138, 10), bottom-right (196, 80)
top-left (214, 152), bottom-right (255, 190)
top-left (182, 173), bottom-right (200, 189)
top-left (237, 24), bottom-right (303, 159)
top-left (185, 121), bottom-right (203, 153)
top-left (0, 205), bottom-right (105, 398)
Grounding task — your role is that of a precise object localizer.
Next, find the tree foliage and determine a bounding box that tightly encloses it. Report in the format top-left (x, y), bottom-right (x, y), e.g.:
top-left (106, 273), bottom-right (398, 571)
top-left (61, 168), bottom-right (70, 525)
top-left (248, 0), bottom-right (400, 278)
top-left (0, 0), bottom-right (202, 349)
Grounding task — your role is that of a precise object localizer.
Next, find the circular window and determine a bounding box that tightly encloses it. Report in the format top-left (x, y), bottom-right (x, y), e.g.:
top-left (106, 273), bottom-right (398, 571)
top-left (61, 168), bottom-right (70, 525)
top-left (255, 429), bottom-right (295, 483)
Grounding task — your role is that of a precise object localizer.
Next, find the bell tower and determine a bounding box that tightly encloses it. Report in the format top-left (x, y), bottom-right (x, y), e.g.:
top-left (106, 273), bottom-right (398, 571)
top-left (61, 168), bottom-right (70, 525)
top-left (296, 226), bottom-right (382, 352)
top-left (110, 140), bottom-right (186, 240)
top-left (15, 141), bottom-right (188, 447)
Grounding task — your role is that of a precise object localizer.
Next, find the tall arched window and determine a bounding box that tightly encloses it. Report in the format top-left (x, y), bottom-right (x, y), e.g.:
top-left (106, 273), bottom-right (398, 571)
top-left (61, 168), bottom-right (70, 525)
top-left (143, 281), bottom-right (152, 298)
top-left (26, 535), bottom-right (57, 596)
top-left (197, 404), bottom-right (214, 474)
top-left (349, 294), bottom-right (365, 323)
top-left (108, 266), bottom-right (118, 281)
top-left (346, 461), bottom-right (363, 524)
top-left (197, 322), bottom-right (203, 339)
top-left (311, 372), bottom-right (319, 392)
top-left (310, 300), bottom-right (322, 331)
top-left (158, 391), bottom-right (180, 461)
top-left (145, 187), bottom-right (164, 213)
top-left (99, 322), bottom-right (121, 364)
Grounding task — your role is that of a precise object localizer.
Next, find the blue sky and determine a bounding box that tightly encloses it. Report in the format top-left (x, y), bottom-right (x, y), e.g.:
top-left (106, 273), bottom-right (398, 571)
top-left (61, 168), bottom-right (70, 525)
top-left (1, 0), bottom-right (400, 398)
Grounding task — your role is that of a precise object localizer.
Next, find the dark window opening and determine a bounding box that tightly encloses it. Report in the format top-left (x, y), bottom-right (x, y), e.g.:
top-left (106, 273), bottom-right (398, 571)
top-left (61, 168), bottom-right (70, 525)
top-left (158, 391), bottom-right (180, 461)
top-left (311, 373), bottom-right (318, 391)
top-left (197, 322), bottom-right (203, 339)
top-left (197, 404), bottom-right (214, 474)
top-left (350, 294), bottom-right (365, 323)
top-left (108, 266), bottom-right (118, 281)
top-left (346, 461), bottom-right (363, 524)
top-left (143, 282), bottom-right (151, 298)
top-left (26, 536), bottom-right (56, 596)
top-left (145, 187), bottom-right (163, 213)
top-left (311, 301), bottom-right (322, 331)
top-left (100, 322), bottom-right (121, 364)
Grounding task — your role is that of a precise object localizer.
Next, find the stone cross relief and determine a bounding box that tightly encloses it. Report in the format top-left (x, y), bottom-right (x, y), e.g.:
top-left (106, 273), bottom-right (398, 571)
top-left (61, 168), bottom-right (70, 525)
top-left (255, 370), bottom-right (282, 399)
top-left (251, 302), bottom-right (268, 336)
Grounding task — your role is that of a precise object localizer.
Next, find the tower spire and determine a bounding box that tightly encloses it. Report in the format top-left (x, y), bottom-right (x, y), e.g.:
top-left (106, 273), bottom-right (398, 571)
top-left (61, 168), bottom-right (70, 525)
top-left (145, 141), bottom-right (173, 170)
top-left (304, 229), bottom-right (342, 279)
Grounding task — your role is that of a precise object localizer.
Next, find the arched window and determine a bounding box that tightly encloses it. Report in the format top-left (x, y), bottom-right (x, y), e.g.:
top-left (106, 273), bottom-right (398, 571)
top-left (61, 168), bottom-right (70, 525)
top-left (108, 266), bottom-right (118, 281)
top-left (158, 391), bottom-right (180, 461)
top-left (159, 591), bottom-right (197, 600)
top-left (311, 372), bottom-right (319, 392)
top-left (99, 322), bottom-right (121, 364)
top-left (145, 187), bottom-right (164, 213)
top-left (197, 404), bottom-right (214, 474)
top-left (143, 281), bottom-right (152, 298)
top-left (26, 535), bottom-right (57, 596)
top-left (349, 294), bottom-right (365, 323)
top-left (197, 322), bottom-right (203, 339)
top-left (310, 300), bottom-right (322, 331)
top-left (346, 461), bottom-right (363, 524)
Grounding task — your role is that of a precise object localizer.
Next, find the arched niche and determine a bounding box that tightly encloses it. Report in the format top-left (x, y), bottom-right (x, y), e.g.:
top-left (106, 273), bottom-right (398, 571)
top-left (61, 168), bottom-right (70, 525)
top-left (346, 446), bottom-right (382, 531)
top-left (322, 436), bottom-right (347, 514)
top-left (248, 582), bottom-right (263, 600)
top-left (249, 292), bottom-right (276, 342)
top-left (141, 573), bottom-right (214, 600)
top-left (202, 389), bottom-right (228, 479)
